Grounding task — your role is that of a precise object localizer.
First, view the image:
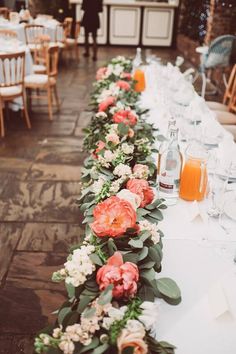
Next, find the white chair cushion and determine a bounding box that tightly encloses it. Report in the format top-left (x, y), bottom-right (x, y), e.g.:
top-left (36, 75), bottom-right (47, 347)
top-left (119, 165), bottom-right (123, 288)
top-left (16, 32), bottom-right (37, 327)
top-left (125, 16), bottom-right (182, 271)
top-left (66, 38), bottom-right (75, 44)
top-left (0, 85), bottom-right (22, 96)
top-left (28, 43), bottom-right (42, 50)
top-left (207, 101), bottom-right (228, 112)
top-left (215, 110), bottom-right (236, 125)
top-left (24, 74), bottom-right (56, 87)
top-left (33, 64), bottom-right (46, 73)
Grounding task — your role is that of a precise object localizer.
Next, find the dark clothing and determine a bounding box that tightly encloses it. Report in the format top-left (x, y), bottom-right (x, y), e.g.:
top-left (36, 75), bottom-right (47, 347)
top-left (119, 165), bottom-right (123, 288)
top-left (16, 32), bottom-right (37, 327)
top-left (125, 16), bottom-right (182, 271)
top-left (81, 0), bottom-right (103, 33)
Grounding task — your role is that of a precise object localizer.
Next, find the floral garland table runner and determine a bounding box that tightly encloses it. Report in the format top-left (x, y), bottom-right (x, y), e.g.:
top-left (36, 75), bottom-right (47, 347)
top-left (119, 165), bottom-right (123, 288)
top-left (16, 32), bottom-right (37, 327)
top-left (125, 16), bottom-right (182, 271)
top-left (35, 57), bottom-right (182, 354)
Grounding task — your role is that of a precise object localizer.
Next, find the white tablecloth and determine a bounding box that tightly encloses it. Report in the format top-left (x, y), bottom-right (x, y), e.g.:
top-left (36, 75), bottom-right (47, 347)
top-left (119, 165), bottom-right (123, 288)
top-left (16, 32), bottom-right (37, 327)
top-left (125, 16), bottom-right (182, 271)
top-left (142, 63), bottom-right (236, 354)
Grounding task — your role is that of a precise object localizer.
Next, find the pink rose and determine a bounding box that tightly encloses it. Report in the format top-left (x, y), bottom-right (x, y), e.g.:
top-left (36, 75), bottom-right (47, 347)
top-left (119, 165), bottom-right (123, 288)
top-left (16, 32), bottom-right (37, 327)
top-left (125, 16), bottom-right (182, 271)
top-left (99, 96), bottom-right (116, 112)
top-left (113, 110), bottom-right (137, 126)
top-left (126, 179), bottom-right (154, 208)
top-left (133, 164), bottom-right (149, 179)
top-left (116, 80), bottom-right (131, 91)
top-left (96, 67), bottom-right (107, 80)
top-left (96, 252), bottom-right (139, 299)
top-left (121, 72), bottom-right (132, 80)
top-left (93, 140), bottom-right (105, 159)
top-left (106, 133), bottom-right (120, 145)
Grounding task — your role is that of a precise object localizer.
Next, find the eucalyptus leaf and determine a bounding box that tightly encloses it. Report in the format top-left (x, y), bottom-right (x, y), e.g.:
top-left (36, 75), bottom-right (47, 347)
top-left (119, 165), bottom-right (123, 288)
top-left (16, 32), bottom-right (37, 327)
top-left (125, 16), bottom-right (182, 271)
top-left (89, 253), bottom-right (103, 266)
top-left (128, 238), bottom-right (143, 249)
top-left (65, 283), bottom-right (75, 299)
top-left (80, 338), bottom-right (100, 353)
top-left (97, 284), bottom-right (113, 306)
top-left (91, 343), bottom-right (109, 354)
top-left (58, 307), bottom-right (71, 325)
top-left (138, 247), bottom-right (148, 261)
top-left (156, 278), bottom-right (181, 300)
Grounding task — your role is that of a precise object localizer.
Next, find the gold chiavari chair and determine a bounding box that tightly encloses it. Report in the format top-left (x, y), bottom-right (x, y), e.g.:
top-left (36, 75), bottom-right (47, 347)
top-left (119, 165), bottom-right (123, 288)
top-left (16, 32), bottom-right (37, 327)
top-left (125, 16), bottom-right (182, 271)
top-left (24, 45), bottom-right (60, 120)
top-left (207, 64), bottom-right (236, 112)
top-left (33, 34), bottom-right (51, 74)
top-left (25, 24), bottom-right (45, 52)
top-left (0, 51), bottom-right (31, 137)
top-left (64, 21), bottom-right (80, 60)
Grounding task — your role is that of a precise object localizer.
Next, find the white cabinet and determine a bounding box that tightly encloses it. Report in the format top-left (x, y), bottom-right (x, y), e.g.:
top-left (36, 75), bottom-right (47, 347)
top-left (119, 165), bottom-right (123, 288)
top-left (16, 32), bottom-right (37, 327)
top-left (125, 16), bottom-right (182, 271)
top-left (76, 5), bottom-right (107, 44)
top-left (109, 6), bottom-right (141, 45)
top-left (142, 7), bottom-right (174, 46)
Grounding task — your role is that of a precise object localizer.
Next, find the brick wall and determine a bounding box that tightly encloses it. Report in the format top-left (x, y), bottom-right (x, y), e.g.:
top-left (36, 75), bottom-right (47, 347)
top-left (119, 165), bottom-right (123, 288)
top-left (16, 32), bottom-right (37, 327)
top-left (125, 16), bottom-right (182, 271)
top-left (177, 0), bottom-right (236, 93)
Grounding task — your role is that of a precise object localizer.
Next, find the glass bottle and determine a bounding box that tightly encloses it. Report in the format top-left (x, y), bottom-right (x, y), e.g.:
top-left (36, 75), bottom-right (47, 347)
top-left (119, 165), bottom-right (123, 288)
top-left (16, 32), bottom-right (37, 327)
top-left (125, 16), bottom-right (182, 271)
top-left (158, 126), bottom-right (183, 205)
top-left (157, 117), bottom-right (176, 175)
top-left (179, 142), bottom-right (208, 201)
top-left (133, 48), bottom-right (146, 93)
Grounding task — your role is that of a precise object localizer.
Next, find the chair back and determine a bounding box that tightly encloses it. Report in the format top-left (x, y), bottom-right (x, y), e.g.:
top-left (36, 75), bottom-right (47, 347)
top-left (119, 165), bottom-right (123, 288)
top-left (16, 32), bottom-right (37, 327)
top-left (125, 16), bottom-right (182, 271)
top-left (25, 24), bottom-right (45, 45)
top-left (46, 45), bottom-right (59, 79)
top-left (75, 21), bottom-right (80, 40)
top-left (64, 17), bottom-right (73, 38)
top-left (55, 23), bottom-right (66, 44)
top-left (0, 29), bottom-right (17, 39)
top-left (223, 64), bottom-right (236, 105)
top-left (205, 35), bottom-right (236, 69)
top-left (229, 74), bottom-right (236, 114)
top-left (0, 7), bottom-right (9, 20)
top-left (34, 35), bottom-right (51, 65)
top-left (0, 51), bottom-right (25, 88)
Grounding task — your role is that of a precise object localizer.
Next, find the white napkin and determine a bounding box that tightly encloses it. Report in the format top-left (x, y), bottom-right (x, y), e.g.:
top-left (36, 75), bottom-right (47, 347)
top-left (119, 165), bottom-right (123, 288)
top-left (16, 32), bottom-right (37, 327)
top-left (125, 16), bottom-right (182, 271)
top-left (208, 282), bottom-right (230, 319)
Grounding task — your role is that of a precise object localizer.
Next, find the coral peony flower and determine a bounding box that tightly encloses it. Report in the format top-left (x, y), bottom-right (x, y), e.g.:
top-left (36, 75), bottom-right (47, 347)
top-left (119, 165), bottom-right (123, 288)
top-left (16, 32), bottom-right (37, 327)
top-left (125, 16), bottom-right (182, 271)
top-left (116, 80), bottom-right (131, 91)
top-left (99, 96), bottom-right (116, 112)
top-left (93, 140), bottom-right (105, 159)
top-left (128, 128), bottom-right (135, 138)
top-left (96, 67), bottom-right (107, 80)
top-left (117, 320), bottom-right (148, 354)
top-left (126, 179), bottom-right (154, 208)
top-left (113, 110), bottom-right (137, 126)
top-left (121, 72), bottom-right (132, 80)
top-left (116, 189), bottom-right (141, 210)
top-left (91, 196), bottom-right (136, 237)
top-left (96, 252), bottom-right (139, 299)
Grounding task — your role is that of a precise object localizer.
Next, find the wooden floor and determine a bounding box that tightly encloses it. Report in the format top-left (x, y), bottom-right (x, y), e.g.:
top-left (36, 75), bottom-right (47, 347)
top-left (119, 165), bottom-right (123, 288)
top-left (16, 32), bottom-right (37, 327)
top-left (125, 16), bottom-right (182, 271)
top-left (0, 45), bottom-right (211, 354)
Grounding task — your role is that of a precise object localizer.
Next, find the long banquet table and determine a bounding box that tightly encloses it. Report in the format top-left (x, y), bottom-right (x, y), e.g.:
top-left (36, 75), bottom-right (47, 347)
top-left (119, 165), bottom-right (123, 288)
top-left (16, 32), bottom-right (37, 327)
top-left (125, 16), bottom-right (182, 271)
top-left (142, 63), bottom-right (236, 354)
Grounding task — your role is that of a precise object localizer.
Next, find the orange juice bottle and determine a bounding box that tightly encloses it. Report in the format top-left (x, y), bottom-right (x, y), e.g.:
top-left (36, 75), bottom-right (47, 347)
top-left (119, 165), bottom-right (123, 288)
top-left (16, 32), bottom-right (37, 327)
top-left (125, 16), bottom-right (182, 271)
top-left (179, 143), bottom-right (208, 201)
top-left (133, 68), bottom-right (146, 92)
top-left (132, 47), bottom-right (146, 92)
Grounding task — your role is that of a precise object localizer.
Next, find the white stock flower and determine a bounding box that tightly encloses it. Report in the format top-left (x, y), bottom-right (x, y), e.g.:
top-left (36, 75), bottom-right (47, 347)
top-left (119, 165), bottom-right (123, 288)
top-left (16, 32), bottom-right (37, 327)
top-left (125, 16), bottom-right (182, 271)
top-left (59, 335), bottom-right (75, 354)
top-left (63, 245), bottom-right (95, 287)
top-left (104, 150), bottom-right (114, 162)
top-left (65, 324), bottom-right (82, 342)
top-left (53, 327), bottom-right (63, 338)
top-left (92, 177), bottom-right (106, 194)
top-left (121, 143), bottom-right (134, 155)
top-left (139, 220), bottom-right (160, 244)
top-left (139, 301), bottom-right (160, 335)
top-left (126, 320), bottom-right (145, 336)
top-left (117, 189), bottom-right (141, 210)
top-left (110, 179), bottom-right (122, 194)
top-left (113, 163), bottom-right (132, 177)
top-left (95, 112), bottom-right (107, 119)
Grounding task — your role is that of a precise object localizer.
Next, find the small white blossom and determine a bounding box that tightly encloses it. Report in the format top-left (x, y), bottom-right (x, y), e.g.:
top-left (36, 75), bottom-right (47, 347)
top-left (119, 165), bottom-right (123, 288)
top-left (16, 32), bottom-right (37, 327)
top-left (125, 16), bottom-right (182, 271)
top-left (121, 143), bottom-right (134, 155)
top-left (92, 177), bottom-right (106, 194)
top-left (113, 163), bottom-right (132, 177)
top-left (61, 245), bottom-right (95, 287)
top-left (139, 220), bottom-right (160, 244)
top-left (95, 112), bottom-right (107, 119)
top-left (126, 320), bottom-right (145, 336)
top-left (139, 301), bottom-right (160, 336)
top-left (104, 150), bottom-right (114, 162)
top-left (59, 335), bottom-right (75, 354)
top-left (117, 189), bottom-right (141, 210)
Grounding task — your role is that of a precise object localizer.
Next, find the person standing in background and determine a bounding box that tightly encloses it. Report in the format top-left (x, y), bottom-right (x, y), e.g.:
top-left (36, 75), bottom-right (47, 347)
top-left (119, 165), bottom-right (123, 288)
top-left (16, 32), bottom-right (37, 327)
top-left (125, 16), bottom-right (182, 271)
top-left (81, 0), bottom-right (103, 61)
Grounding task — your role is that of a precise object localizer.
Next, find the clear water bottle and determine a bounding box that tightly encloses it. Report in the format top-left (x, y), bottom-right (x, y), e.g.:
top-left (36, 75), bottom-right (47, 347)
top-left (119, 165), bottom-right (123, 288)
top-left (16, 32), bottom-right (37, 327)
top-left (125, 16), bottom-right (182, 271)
top-left (157, 126), bottom-right (183, 205)
top-left (132, 47), bottom-right (142, 71)
top-left (157, 117), bottom-right (176, 175)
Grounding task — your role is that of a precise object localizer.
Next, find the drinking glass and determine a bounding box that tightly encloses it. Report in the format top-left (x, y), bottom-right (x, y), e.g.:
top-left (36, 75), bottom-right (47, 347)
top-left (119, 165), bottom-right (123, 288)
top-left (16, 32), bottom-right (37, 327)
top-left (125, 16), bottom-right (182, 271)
top-left (219, 192), bottom-right (236, 236)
